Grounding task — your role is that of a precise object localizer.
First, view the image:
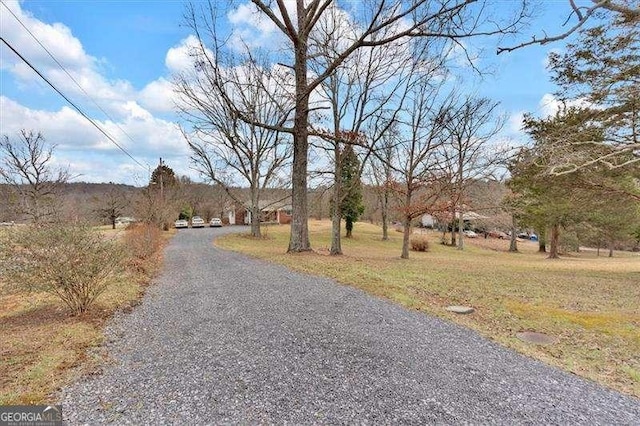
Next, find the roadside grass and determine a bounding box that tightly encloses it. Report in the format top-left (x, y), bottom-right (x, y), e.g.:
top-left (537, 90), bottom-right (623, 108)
top-left (217, 220), bottom-right (640, 398)
top-left (0, 226), bottom-right (172, 405)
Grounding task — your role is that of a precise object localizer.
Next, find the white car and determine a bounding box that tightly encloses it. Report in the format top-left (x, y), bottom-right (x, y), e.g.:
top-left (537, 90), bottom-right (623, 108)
top-left (174, 219), bottom-right (188, 229)
top-left (209, 218), bottom-right (222, 227)
top-left (463, 230), bottom-right (478, 238)
top-left (191, 216), bottom-right (205, 228)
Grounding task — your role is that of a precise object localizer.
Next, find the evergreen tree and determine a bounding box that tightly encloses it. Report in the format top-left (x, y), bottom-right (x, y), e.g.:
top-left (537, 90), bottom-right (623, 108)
top-left (543, 12), bottom-right (639, 175)
top-left (511, 109), bottom-right (599, 258)
top-left (149, 159), bottom-right (178, 189)
top-left (339, 145), bottom-right (364, 238)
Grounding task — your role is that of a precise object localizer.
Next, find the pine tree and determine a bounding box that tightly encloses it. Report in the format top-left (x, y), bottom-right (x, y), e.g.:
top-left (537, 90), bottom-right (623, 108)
top-left (149, 159), bottom-right (178, 190)
top-left (544, 12), bottom-right (639, 174)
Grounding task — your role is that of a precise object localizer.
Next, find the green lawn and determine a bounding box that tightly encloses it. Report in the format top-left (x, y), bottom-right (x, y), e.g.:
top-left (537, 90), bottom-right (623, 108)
top-left (217, 219), bottom-right (640, 398)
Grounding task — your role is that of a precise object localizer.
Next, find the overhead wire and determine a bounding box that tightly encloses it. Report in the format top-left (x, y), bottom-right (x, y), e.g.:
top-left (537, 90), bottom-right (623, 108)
top-left (1, 1), bottom-right (150, 165)
top-left (1, 36), bottom-right (149, 170)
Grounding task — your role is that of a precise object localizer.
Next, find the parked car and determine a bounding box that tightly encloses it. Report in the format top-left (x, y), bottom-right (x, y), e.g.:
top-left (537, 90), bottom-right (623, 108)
top-left (463, 230), bottom-right (478, 238)
top-left (209, 218), bottom-right (222, 227)
top-left (517, 232), bottom-right (529, 239)
top-left (488, 230), bottom-right (509, 239)
top-left (174, 219), bottom-right (188, 229)
top-left (191, 216), bottom-right (205, 228)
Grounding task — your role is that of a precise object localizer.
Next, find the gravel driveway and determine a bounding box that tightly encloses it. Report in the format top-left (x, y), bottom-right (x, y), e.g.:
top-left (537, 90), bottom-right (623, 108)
top-left (62, 227), bottom-right (640, 424)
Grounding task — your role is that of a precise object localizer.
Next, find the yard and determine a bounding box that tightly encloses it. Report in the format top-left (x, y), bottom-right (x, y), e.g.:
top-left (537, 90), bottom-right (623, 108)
top-left (0, 225), bottom-right (168, 405)
top-left (217, 220), bottom-right (640, 397)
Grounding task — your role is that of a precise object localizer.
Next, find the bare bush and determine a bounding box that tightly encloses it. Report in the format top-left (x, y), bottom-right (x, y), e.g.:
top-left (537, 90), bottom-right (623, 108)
top-left (410, 235), bottom-right (430, 252)
top-left (0, 223), bottom-right (125, 315)
top-left (123, 223), bottom-right (163, 274)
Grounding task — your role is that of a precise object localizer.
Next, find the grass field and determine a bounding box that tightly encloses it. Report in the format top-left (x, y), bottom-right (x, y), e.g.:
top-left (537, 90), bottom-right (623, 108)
top-left (0, 226), bottom-right (171, 405)
top-left (217, 220), bottom-right (640, 397)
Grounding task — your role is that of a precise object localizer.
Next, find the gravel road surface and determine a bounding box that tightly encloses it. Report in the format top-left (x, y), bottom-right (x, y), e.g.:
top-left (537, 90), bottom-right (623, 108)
top-left (61, 227), bottom-right (640, 424)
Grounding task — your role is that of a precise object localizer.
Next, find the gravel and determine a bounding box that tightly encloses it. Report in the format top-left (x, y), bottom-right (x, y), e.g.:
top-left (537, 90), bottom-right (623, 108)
top-left (61, 227), bottom-right (640, 424)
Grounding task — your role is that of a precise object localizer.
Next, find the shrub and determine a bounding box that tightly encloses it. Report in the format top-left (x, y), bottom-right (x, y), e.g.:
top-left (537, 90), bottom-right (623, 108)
top-left (123, 223), bottom-right (162, 273)
top-left (410, 235), bottom-right (430, 252)
top-left (0, 223), bottom-right (125, 315)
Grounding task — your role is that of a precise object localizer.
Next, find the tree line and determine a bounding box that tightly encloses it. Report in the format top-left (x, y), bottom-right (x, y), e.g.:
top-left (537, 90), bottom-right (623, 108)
top-left (173, 1), bottom-right (638, 258)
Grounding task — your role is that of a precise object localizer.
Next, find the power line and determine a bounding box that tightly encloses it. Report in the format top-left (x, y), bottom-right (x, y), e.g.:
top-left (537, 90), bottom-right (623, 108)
top-left (0, 36), bottom-right (149, 170)
top-left (1, 1), bottom-right (149, 158)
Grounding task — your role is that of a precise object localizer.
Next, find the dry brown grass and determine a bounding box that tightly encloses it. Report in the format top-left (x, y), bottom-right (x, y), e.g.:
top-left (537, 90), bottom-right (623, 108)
top-left (0, 225), bottom-right (173, 405)
top-left (217, 219), bottom-right (640, 397)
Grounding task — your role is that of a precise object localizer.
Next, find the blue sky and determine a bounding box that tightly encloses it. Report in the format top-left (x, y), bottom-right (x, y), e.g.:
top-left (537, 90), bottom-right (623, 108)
top-left (0, 0), bottom-right (577, 185)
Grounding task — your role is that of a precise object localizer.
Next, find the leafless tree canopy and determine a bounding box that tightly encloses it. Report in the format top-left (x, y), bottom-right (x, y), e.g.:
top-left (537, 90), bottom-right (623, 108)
top-left (440, 96), bottom-right (507, 249)
top-left (174, 32), bottom-right (294, 237)
top-left (0, 130), bottom-right (69, 223)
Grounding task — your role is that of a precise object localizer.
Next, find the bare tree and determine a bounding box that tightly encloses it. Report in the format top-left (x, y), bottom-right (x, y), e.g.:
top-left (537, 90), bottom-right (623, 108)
top-left (384, 65), bottom-right (456, 259)
top-left (184, 0), bottom-right (528, 252)
top-left (366, 129), bottom-right (395, 241)
top-left (133, 185), bottom-right (177, 229)
top-left (95, 186), bottom-right (130, 229)
top-left (0, 130), bottom-right (69, 223)
top-left (175, 52), bottom-right (293, 238)
top-left (440, 96), bottom-right (506, 249)
top-left (308, 6), bottom-right (410, 254)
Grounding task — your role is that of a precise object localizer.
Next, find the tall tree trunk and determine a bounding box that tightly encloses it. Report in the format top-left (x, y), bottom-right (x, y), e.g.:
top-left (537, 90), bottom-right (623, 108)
top-left (288, 36), bottom-right (311, 252)
top-left (457, 212), bottom-right (464, 250)
top-left (381, 205), bottom-right (388, 241)
top-left (401, 190), bottom-right (413, 259)
top-left (538, 229), bottom-right (546, 252)
top-left (330, 187), bottom-right (342, 255)
top-left (401, 217), bottom-right (411, 259)
top-left (250, 184), bottom-right (262, 238)
top-left (608, 242), bottom-right (614, 258)
top-left (381, 186), bottom-right (389, 241)
top-left (450, 206), bottom-right (456, 246)
top-left (331, 143), bottom-right (342, 255)
top-left (548, 223), bottom-right (560, 259)
top-left (508, 214), bottom-right (518, 252)
top-left (250, 205), bottom-right (261, 238)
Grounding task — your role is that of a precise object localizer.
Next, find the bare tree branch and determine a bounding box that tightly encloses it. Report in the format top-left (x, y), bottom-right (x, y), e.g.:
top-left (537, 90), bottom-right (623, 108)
top-left (497, 0), bottom-right (640, 54)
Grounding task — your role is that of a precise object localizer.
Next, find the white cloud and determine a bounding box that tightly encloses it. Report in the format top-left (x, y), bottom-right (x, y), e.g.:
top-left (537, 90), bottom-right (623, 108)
top-left (228, 3), bottom-right (278, 35)
top-left (138, 77), bottom-right (175, 113)
top-left (0, 0), bottom-right (135, 119)
top-left (538, 93), bottom-right (592, 117)
top-left (539, 93), bottom-right (560, 117)
top-left (226, 1), bottom-right (294, 50)
top-left (0, 1), bottom-right (91, 71)
top-left (0, 2), bottom-right (200, 184)
top-left (140, 34), bottom-right (218, 114)
top-left (1, 96), bottom-right (190, 184)
top-left (165, 35), bottom-right (201, 74)
top-left (507, 111), bottom-right (526, 134)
